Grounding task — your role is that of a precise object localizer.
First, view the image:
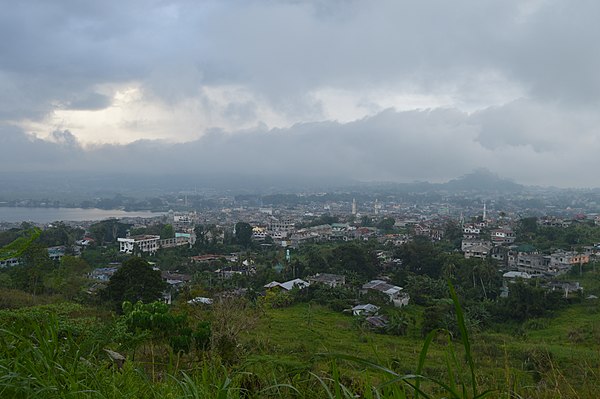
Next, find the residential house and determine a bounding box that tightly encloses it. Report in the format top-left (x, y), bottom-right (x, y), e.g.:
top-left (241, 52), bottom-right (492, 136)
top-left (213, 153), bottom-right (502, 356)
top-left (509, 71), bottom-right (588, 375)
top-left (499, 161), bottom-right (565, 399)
top-left (187, 297), bottom-right (213, 305)
top-left (0, 257), bottom-right (19, 268)
top-left (362, 279), bottom-right (410, 307)
top-left (264, 278), bottom-right (310, 291)
top-left (89, 266), bottom-right (119, 281)
top-left (308, 273), bottom-right (346, 288)
top-left (490, 228), bottom-right (516, 245)
top-left (462, 224), bottom-right (481, 239)
top-left (546, 281), bottom-right (583, 298)
top-left (47, 246), bottom-right (66, 261)
top-left (549, 251), bottom-right (590, 275)
top-left (463, 242), bottom-right (493, 259)
top-left (365, 315), bottom-right (389, 329)
top-left (351, 303), bottom-right (380, 316)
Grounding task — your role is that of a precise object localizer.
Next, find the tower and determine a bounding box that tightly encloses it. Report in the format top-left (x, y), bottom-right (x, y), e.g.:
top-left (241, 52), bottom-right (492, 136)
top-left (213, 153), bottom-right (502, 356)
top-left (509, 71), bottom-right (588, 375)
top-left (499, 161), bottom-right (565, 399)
top-left (352, 198), bottom-right (357, 215)
top-left (483, 201), bottom-right (487, 221)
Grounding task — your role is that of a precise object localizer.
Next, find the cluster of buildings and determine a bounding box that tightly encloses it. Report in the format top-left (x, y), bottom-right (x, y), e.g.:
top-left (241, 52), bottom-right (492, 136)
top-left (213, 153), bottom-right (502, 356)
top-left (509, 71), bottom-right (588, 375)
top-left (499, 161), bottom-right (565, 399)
top-left (458, 209), bottom-right (595, 277)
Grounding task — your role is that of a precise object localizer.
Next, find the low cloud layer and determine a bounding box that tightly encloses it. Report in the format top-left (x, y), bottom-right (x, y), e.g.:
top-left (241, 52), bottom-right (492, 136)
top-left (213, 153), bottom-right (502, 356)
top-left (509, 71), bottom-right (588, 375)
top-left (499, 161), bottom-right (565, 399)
top-left (2, 101), bottom-right (600, 188)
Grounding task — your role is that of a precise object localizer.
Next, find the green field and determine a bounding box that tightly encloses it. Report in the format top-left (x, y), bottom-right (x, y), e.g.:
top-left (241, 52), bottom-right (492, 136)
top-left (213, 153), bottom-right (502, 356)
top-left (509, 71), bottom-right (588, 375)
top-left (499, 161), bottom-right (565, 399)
top-left (245, 299), bottom-right (600, 398)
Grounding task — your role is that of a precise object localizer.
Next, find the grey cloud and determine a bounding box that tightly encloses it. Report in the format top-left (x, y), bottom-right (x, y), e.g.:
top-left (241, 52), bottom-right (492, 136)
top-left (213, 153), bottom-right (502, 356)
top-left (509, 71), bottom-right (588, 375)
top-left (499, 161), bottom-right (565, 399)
top-left (66, 92), bottom-right (112, 111)
top-left (0, 125), bottom-right (84, 170)
top-left (3, 104), bottom-right (600, 187)
top-left (2, 0), bottom-right (599, 125)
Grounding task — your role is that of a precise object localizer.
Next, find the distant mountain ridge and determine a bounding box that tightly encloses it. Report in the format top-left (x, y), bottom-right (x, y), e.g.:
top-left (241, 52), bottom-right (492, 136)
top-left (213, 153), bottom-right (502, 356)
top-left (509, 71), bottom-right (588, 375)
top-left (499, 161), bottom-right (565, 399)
top-left (441, 169), bottom-right (523, 192)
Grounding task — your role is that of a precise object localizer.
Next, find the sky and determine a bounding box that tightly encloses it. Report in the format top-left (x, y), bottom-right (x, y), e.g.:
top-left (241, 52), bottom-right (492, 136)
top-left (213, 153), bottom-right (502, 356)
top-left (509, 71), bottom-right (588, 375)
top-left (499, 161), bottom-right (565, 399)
top-left (1, 0), bottom-right (599, 187)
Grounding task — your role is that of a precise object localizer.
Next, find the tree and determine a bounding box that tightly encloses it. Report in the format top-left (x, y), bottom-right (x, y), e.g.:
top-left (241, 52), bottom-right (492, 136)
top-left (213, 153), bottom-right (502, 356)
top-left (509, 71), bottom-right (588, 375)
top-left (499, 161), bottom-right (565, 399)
top-left (103, 257), bottom-right (166, 308)
top-left (234, 222), bottom-right (253, 248)
top-left (38, 222), bottom-right (83, 247)
top-left (89, 220), bottom-right (130, 246)
top-left (329, 243), bottom-right (378, 279)
top-left (160, 224), bottom-right (175, 239)
top-left (17, 243), bottom-right (55, 297)
top-left (518, 217), bottom-right (538, 241)
top-left (46, 256), bottom-right (91, 300)
top-left (396, 237), bottom-right (443, 278)
top-left (376, 217), bottom-right (396, 232)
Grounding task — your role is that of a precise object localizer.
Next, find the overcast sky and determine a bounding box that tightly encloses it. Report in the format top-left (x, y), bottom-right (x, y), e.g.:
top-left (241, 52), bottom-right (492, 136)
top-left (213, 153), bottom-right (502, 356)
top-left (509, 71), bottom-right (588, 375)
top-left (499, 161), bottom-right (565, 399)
top-left (1, 0), bottom-right (599, 187)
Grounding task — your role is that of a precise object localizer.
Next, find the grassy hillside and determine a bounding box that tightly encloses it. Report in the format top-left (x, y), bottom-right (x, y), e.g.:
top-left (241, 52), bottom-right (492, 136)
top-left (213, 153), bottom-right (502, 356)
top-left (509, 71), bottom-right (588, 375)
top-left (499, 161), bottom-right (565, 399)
top-left (2, 292), bottom-right (600, 397)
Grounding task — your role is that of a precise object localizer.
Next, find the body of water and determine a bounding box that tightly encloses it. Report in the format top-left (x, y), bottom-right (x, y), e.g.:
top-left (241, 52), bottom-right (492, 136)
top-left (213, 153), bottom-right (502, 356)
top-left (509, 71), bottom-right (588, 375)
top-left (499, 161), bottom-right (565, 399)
top-left (0, 207), bottom-right (165, 224)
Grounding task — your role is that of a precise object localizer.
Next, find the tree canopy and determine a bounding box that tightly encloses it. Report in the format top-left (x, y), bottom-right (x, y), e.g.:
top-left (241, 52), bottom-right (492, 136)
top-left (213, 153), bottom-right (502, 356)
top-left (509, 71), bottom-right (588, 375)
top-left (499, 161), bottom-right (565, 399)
top-left (103, 257), bottom-right (166, 308)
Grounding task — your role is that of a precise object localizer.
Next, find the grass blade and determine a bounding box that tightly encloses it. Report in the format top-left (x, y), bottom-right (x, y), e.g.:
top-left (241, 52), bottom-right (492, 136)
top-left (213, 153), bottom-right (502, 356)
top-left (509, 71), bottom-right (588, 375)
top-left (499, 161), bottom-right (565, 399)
top-left (448, 280), bottom-right (477, 398)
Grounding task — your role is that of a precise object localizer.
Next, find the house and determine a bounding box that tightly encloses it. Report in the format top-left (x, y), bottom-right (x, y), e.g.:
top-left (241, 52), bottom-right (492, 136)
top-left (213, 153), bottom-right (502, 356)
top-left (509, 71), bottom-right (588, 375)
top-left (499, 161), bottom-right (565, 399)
top-left (161, 271), bottom-right (192, 288)
top-left (89, 266), bottom-right (119, 281)
top-left (76, 237), bottom-right (95, 246)
top-left (190, 254), bottom-right (224, 263)
top-left (490, 228), bottom-right (516, 245)
top-left (549, 251), bottom-right (590, 275)
top-left (308, 273), bottom-right (346, 288)
top-left (351, 304), bottom-right (380, 316)
top-left (0, 257), bottom-right (19, 268)
top-left (215, 263), bottom-right (256, 279)
top-left (362, 280), bottom-right (410, 307)
top-left (463, 242), bottom-right (492, 259)
top-left (546, 281), bottom-right (583, 298)
top-left (264, 278), bottom-right (310, 291)
top-left (365, 315), bottom-right (388, 329)
top-left (462, 224), bottom-right (481, 239)
top-left (47, 246), bottom-right (66, 261)
top-left (502, 271), bottom-right (532, 279)
top-left (537, 217), bottom-right (572, 228)
top-left (187, 297), bottom-right (213, 305)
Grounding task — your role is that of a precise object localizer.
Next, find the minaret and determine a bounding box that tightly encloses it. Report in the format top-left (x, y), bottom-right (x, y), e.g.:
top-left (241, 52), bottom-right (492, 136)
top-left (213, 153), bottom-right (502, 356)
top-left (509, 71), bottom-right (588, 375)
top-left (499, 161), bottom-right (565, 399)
top-left (352, 198), bottom-right (357, 215)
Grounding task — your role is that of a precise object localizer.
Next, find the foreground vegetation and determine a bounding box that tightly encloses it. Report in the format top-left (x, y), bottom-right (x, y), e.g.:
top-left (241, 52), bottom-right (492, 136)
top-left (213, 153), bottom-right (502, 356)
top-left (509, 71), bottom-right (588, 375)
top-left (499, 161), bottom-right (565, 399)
top-left (2, 282), bottom-right (600, 398)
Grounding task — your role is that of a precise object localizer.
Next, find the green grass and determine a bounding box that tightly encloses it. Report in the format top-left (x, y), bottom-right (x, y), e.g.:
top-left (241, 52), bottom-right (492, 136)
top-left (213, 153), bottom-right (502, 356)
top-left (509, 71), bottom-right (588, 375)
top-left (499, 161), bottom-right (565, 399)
top-left (246, 297), bottom-right (600, 398)
top-left (3, 291), bottom-right (600, 397)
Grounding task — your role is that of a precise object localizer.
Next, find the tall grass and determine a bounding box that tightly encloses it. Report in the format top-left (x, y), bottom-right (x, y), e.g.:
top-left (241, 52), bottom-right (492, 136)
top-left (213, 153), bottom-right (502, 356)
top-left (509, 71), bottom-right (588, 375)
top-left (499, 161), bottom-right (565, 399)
top-left (0, 289), bottom-right (598, 398)
top-left (308, 282), bottom-right (496, 398)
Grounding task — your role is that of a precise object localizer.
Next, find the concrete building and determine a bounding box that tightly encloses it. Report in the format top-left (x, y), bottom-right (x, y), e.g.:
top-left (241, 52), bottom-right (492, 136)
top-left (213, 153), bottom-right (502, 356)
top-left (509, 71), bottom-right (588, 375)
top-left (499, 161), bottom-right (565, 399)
top-left (490, 228), bottom-right (516, 245)
top-left (118, 235), bottom-right (160, 254)
top-left (463, 243), bottom-right (493, 259)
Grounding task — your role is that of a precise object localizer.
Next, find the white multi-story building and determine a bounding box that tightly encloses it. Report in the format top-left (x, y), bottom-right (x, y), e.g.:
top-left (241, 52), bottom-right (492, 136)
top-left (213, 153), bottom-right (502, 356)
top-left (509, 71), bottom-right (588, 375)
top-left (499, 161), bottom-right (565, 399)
top-left (118, 235), bottom-right (160, 254)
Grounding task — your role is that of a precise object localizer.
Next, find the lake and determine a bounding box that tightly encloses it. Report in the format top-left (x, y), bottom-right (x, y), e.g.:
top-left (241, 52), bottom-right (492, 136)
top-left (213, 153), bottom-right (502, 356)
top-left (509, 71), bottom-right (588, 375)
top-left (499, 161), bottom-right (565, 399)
top-left (0, 207), bottom-right (166, 224)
